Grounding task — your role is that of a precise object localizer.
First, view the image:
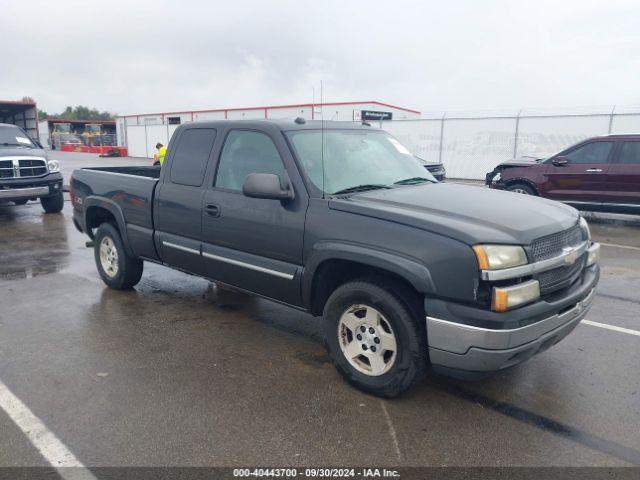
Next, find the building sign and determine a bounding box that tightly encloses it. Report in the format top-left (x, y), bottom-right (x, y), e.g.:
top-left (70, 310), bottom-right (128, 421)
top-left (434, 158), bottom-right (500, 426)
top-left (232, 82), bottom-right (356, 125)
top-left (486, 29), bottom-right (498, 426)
top-left (361, 110), bottom-right (393, 121)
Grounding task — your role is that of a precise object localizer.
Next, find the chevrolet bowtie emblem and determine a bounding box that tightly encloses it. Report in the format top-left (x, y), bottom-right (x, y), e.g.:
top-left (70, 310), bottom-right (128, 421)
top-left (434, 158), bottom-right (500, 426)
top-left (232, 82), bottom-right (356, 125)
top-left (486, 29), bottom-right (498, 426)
top-left (563, 246), bottom-right (579, 265)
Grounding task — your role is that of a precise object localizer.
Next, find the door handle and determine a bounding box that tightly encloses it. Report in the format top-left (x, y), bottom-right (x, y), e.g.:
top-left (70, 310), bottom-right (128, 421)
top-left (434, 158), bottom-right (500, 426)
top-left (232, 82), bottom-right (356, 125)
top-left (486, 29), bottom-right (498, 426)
top-left (585, 168), bottom-right (603, 172)
top-left (205, 204), bottom-right (221, 217)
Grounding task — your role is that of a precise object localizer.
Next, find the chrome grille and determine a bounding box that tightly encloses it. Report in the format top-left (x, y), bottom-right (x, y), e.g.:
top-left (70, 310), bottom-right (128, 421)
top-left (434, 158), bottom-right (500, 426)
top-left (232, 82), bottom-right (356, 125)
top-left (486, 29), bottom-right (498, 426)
top-left (0, 157), bottom-right (47, 179)
top-left (18, 159), bottom-right (47, 177)
top-left (530, 225), bottom-right (584, 262)
top-left (0, 160), bottom-right (13, 178)
top-left (530, 224), bottom-right (587, 294)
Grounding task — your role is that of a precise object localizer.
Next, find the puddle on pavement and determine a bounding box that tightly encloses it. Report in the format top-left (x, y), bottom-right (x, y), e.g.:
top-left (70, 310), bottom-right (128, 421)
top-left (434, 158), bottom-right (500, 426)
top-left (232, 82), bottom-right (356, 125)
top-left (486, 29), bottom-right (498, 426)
top-left (0, 204), bottom-right (72, 280)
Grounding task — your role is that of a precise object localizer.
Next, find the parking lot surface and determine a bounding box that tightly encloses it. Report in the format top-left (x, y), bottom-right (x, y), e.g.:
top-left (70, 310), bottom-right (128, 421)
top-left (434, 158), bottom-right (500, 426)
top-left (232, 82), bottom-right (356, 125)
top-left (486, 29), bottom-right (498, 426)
top-left (0, 152), bottom-right (639, 468)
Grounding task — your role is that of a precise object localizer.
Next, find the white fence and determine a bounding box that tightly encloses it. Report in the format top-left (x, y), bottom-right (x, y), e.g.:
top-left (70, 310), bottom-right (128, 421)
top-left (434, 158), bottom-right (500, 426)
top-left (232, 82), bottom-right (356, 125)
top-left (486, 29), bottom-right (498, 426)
top-left (382, 105), bottom-right (640, 179)
top-left (123, 105), bottom-right (640, 180)
top-left (126, 124), bottom-right (181, 158)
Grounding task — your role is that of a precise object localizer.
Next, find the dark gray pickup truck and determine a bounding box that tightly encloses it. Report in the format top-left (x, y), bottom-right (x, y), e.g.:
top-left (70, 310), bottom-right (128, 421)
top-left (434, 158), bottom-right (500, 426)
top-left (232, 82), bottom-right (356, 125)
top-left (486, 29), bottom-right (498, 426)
top-left (0, 123), bottom-right (64, 212)
top-left (71, 119), bottom-right (600, 397)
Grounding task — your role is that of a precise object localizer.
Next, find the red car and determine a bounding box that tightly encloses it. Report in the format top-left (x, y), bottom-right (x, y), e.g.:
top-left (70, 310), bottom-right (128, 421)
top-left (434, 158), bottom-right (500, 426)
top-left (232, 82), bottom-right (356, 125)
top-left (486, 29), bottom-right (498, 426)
top-left (486, 134), bottom-right (640, 214)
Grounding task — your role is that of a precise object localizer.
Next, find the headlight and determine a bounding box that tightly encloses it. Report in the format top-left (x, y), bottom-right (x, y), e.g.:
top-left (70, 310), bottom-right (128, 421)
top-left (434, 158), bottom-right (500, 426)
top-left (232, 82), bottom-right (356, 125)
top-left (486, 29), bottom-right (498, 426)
top-left (472, 244), bottom-right (528, 270)
top-left (492, 280), bottom-right (540, 312)
top-left (579, 216), bottom-right (591, 240)
top-left (47, 159), bottom-right (60, 173)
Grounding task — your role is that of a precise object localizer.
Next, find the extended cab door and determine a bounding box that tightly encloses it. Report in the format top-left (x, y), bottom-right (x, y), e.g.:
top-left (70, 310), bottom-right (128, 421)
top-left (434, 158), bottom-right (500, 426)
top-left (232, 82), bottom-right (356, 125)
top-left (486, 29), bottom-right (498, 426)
top-left (543, 140), bottom-right (614, 203)
top-left (603, 140), bottom-right (640, 208)
top-left (201, 128), bottom-right (307, 306)
top-left (154, 127), bottom-right (217, 275)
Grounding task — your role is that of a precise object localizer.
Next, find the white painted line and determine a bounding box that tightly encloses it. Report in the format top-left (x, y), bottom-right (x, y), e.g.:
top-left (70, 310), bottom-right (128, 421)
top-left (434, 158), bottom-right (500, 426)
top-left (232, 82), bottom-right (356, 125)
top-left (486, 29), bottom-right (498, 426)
top-left (0, 379), bottom-right (97, 480)
top-left (582, 320), bottom-right (640, 337)
top-left (380, 400), bottom-right (403, 462)
top-left (600, 242), bottom-right (640, 252)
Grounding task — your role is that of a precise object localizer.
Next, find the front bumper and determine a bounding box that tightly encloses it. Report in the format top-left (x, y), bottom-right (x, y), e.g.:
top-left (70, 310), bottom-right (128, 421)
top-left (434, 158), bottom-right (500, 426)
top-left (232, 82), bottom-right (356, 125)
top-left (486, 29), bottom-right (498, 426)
top-left (0, 173), bottom-right (63, 201)
top-left (426, 263), bottom-right (599, 378)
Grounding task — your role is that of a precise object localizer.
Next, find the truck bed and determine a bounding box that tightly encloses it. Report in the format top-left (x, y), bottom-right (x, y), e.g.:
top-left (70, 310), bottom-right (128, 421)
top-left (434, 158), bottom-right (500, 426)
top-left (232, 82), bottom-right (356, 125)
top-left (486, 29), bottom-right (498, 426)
top-left (72, 166), bottom-right (161, 259)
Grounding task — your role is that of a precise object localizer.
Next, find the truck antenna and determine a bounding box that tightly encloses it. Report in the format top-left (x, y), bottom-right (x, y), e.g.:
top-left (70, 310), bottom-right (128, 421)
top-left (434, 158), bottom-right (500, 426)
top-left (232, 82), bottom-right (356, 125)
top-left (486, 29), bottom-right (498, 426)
top-left (321, 80), bottom-right (325, 199)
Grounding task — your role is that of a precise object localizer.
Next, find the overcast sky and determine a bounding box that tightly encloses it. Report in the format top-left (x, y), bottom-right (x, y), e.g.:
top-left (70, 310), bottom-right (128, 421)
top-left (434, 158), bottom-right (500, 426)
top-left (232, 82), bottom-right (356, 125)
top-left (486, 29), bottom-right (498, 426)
top-left (2, 0), bottom-right (638, 116)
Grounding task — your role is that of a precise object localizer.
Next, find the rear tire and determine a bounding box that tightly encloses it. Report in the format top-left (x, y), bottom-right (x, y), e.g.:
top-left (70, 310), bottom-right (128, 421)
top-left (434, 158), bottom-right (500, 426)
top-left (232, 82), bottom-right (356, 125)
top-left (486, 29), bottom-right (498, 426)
top-left (322, 279), bottom-right (427, 398)
top-left (41, 192), bottom-right (64, 213)
top-left (94, 223), bottom-right (143, 290)
top-left (506, 183), bottom-right (536, 195)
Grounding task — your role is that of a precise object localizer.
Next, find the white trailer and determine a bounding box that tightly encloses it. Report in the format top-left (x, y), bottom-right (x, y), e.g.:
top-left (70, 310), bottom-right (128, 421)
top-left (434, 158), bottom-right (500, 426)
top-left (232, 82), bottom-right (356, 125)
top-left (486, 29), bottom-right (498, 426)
top-left (0, 100), bottom-right (40, 144)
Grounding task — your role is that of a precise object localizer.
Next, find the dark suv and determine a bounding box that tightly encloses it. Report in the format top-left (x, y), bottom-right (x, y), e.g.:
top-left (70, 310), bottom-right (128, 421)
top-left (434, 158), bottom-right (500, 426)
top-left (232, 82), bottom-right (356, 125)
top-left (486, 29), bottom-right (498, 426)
top-left (486, 134), bottom-right (640, 214)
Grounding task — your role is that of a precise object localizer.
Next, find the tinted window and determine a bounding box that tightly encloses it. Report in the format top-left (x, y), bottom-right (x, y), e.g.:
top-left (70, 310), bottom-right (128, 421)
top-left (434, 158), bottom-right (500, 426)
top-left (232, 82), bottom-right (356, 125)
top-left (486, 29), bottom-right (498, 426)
top-left (169, 128), bottom-right (216, 186)
top-left (618, 142), bottom-right (640, 165)
top-left (215, 130), bottom-right (285, 190)
top-left (564, 141), bottom-right (613, 164)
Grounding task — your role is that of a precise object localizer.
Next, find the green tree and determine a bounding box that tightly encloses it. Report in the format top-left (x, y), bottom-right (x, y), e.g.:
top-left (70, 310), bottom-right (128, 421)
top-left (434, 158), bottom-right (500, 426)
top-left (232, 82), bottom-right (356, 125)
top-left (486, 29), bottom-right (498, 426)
top-left (53, 105), bottom-right (115, 120)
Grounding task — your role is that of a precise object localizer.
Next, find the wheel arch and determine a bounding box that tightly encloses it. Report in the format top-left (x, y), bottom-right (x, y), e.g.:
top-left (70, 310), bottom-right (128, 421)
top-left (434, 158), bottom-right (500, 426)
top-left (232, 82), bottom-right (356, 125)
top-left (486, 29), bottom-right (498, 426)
top-left (504, 177), bottom-right (540, 195)
top-left (84, 197), bottom-right (135, 257)
top-left (304, 243), bottom-right (435, 317)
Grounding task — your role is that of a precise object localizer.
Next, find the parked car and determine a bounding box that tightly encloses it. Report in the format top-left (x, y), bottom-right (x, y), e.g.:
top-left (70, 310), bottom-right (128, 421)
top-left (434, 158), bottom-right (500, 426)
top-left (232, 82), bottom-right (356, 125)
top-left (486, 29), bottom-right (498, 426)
top-left (58, 133), bottom-right (84, 147)
top-left (415, 156), bottom-right (446, 181)
top-left (486, 134), bottom-right (640, 214)
top-left (71, 120), bottom-right (600, 397)
top-left (0, 123), bottom-right (64, 212)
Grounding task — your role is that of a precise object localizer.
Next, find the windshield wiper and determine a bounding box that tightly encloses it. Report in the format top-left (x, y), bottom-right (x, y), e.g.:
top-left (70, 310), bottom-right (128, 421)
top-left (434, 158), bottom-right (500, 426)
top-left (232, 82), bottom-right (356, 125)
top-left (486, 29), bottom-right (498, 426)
top-left (393, 176), bottom-right (434, 185)
top-left (332, 184), bottom-right (390, 195)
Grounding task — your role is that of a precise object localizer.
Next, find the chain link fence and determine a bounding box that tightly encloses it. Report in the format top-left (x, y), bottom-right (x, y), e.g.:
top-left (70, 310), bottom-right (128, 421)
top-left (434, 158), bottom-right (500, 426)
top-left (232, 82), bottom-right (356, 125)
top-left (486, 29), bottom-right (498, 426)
top-left (381, 105), bottom-right (640, 179)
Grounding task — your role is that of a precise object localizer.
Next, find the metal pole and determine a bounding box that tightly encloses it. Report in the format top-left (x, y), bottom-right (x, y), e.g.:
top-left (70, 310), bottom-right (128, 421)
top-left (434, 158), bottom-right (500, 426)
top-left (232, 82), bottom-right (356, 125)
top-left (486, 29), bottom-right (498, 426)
top-left (608, 105), bottom-right (616, 134)
top-left (513, 110), bottom-right (521, 158)
top-left (438, 112), bottom-right (446, 163)
top-left (144, 125), bottom-right (148, 158)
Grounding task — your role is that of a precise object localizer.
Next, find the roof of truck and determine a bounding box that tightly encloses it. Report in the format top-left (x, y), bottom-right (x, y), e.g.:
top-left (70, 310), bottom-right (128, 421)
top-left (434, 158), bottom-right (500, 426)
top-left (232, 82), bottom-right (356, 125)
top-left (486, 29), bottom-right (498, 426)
top-left (596, 133), bottom-right (640, 138)
top-left (181, 119), bottom-right (379, 132)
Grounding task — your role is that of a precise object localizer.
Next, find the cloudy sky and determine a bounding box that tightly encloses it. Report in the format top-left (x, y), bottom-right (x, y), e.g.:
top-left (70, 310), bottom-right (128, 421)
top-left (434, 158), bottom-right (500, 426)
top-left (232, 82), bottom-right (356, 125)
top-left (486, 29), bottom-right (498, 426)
top-left (2, 0), bottom-right (638, 116)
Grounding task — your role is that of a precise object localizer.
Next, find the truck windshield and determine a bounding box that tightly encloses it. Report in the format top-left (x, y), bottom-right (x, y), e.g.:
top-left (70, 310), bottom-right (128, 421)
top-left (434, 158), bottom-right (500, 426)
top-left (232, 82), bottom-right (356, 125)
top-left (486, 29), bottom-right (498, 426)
top-left (0, 125), bottom-right (35, 148)
top-left (286, 129), bottom-right (435, 195)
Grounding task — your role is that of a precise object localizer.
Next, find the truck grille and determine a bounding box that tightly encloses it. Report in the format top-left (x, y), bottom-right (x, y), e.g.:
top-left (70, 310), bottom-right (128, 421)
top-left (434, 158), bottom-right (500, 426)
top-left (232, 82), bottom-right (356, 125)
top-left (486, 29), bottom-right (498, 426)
top-left (0, 158), bottom-right (47, 179)
top-left (537, 259), bottom-right (585, 294)
top-left (530, 225), bottom-right (587, 294)
top-left (530, 225), bottom-right (584, 262)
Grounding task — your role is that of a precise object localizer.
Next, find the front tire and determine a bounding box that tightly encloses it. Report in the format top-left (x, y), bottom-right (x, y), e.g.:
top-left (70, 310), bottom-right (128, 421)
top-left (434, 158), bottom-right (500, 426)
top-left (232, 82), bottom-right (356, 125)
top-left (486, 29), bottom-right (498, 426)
top-left (322, 280), bottom-right (427, 398)
top-left (40, 192), bottom-right (64, 213)
top-left (506, 183), bottom-right (536, 195)
top-left (94, 223), bottom-right (143, 290)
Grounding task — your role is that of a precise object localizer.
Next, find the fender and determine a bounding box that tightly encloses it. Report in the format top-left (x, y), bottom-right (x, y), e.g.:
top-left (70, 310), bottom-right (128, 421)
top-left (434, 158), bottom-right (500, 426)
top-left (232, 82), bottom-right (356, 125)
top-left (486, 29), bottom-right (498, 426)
top-left (302, 241), bottom-right (437, 308)
top-left (83, 196), bottom-right (135, 258)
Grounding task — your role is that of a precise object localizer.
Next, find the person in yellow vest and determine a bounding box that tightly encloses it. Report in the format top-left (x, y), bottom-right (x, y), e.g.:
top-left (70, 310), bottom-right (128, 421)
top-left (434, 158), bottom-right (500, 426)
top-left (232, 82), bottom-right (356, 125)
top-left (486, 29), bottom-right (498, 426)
top-left (154, 142), bottom-right (167, 166)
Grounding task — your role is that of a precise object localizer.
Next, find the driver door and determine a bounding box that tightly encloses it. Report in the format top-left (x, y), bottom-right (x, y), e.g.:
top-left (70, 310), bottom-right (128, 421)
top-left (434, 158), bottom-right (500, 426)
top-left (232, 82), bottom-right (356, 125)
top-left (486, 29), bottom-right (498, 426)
top-left (544, 140), bottom-right (614, 203)
top-left (201, 129), bottom-right (307, 306)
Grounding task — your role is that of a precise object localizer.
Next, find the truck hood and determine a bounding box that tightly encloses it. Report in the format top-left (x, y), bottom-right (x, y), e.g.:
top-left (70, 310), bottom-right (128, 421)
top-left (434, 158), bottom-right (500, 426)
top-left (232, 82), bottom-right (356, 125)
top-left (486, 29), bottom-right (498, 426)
top-left (495, 157), bottom-right (541, 168)
top-left (329, 183), bottom-right (580, 245)
top-left (0, 147), bottom-right (47, 158)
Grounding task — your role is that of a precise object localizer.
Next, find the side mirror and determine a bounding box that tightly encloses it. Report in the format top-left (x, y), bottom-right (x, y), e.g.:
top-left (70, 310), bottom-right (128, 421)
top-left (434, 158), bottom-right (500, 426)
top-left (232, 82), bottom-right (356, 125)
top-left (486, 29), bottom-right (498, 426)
top-left (242, 173), bottom-right (294, 201)
top-left (553, 156), bottom-right (570, 166)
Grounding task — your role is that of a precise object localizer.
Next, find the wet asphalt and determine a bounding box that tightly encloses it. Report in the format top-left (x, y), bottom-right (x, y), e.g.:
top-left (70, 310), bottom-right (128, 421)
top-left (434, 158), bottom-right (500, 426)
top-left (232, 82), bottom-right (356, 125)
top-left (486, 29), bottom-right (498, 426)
top-left (0, 152), bottom-right (639, 467)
